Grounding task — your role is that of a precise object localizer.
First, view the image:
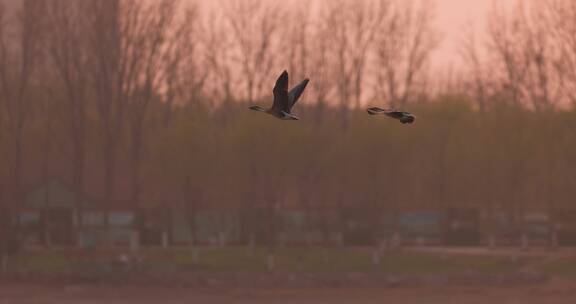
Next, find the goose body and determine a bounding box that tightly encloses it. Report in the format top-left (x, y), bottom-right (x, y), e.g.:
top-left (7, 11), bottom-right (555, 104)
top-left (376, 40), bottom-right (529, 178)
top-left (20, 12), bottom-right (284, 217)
top-left (249, 71), bottom-right (309, 120)
top-left (367, 107), bottom-right (415, 124)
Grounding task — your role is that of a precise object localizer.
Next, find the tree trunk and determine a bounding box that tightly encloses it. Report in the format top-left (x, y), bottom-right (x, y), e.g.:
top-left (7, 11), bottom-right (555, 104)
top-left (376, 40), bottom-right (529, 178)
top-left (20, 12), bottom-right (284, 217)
top-left (102, 129), bottom-right (118, 244)
top-left (1, 255), bottom-right (7, 273)
top-left (267, 197), bottom-right (277, 271)
top-left (130, 129), bottom-right (143, 248)
top-left (161, 231), bottom-right (169, 248)
top-left (72, 134), bottom-right (86, 247)
top-left (11, 133), bottom-right (23, 237)
top-left (267, 251), bottom-right (275, 272)
top-left (191, 240), bottom-right (199, 264)
top-left (183, 177), bottom-right (201, 253)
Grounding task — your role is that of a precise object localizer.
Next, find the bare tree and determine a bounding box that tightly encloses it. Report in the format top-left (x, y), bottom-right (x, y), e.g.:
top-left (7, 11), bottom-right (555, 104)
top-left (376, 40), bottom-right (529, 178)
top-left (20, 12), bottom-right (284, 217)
top-left (515, 1), bottom-right (559, 111)
top-left (547, 0), bottom-right (576, 107)
top-left (201, 8), bottom-right (236, 119)
top-left (311, 0), bottom-right (391, 128)
top-left (485, 3), bottom-right (544, 240)
top-left (0, 0), bottom-right (44, 226)
top-left (162, 4), bottom-right (207, 125)
top-left (374, 0), bottom-right (439, 108)
top-left (348, 0), bottom-right (390, 109)
top-left (121, 0), bottom-right (194, 245)
top-left (307, 19), bottom-right (334, 126)
top-left (284, 5), bottom-right (311, 85)
top-left (223, 0), bottom-right (285, 102)
top-left (460, 22), bottom-right (489, 113)
top-left (45, 0), bottom-right (92, 245)
top-left (486, 2), bottom-right (532, 108)
top-left (87, 0), bottom-right (125, 230)
top-left (323, 0), bottom-right (353, 128)
top-left (126, 0), bottom-right (170, 233)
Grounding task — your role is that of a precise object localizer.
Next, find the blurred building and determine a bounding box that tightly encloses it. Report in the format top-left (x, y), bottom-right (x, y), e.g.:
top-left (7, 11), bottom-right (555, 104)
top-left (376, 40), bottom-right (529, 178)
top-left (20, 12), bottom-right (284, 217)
top-left (11, 179), bottom-right (569, 249)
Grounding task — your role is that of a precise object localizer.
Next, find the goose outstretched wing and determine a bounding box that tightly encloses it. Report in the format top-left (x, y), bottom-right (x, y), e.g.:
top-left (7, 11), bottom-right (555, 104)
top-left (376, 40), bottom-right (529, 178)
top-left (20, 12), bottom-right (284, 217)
top-left (288, 79), bottom-right (310, 109)
top-left (272, 71), bottom-right (290, 113)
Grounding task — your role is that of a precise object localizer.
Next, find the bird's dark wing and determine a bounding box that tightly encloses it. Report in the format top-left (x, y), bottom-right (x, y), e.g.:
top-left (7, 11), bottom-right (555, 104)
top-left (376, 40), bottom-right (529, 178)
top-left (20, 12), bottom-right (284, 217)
top-left (385, 111), bottom-right (405, 119)
top-left (272, 71), bottom-right (290, 113)
top-left (288, 78), bottom-right (309, 109)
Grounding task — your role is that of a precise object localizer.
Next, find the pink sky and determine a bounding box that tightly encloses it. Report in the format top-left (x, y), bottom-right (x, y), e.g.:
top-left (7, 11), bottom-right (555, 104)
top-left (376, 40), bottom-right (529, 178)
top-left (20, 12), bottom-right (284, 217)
top-left (194, 0), bottom-right (516, 68)
top-left (433, 0), bottom-right (515, 67)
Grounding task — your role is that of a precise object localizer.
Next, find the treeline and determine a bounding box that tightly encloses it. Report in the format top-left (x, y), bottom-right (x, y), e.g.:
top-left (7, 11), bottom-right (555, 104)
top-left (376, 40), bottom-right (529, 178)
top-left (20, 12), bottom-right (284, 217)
top-left (155, 99), bottom-right (576, 214)
top-left (0, 0), bottom-right (574, 238)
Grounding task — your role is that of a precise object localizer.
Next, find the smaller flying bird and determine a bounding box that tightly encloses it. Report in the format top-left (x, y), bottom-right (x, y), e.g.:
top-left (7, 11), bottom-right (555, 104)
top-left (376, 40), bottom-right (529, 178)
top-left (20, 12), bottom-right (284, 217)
top-left (367, 107), bottom-right (416, 124)
top-left (249, 70), bottom-right (309, 120)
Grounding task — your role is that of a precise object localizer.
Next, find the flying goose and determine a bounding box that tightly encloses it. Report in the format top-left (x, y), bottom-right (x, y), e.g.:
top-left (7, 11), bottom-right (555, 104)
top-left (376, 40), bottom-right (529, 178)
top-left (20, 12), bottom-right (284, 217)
top-left (249, 71), bottom-right (309, 120)
top-left (367, 107), bottom-right (416, 124)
